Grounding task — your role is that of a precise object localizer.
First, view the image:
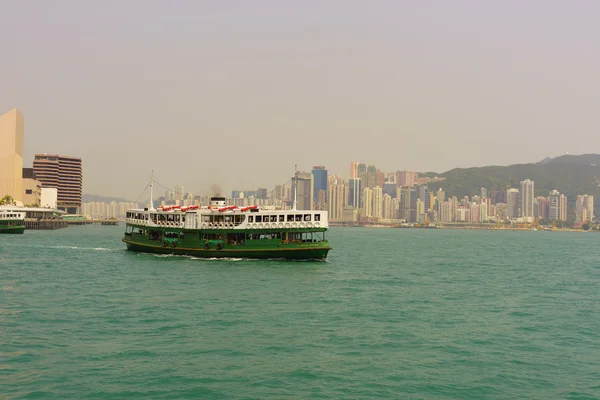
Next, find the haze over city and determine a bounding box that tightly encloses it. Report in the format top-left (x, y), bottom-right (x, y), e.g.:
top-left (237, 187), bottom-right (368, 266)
top-left (2, 1), bottom-right (600, 199)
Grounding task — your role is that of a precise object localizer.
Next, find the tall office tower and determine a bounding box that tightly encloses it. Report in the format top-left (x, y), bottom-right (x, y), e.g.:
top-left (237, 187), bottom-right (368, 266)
top-left (33, 154), bottom-right (83, 214)
top-left (409, 187), bottom-right (418, 222)
top-left (376, 169), bottom-right (385, 188)
top-left (576, 195), bottom-right (595, 222)
top-left (0, 108), bottom-right (24, 202)
top-left (348, 178), bottom-right (361, 208)
top-left (437, 188), bottom-right (445, 213)
top-left (350, 161), bottom-right (359, 178)
top-left (372, 186), bottom-right (383, 218)
top-left (418, 185), bottom-right (430, 211)
top-left (362, 187), bottom-right (373, 217)
top-left (366, 164), bottom-right (377, 188)
top-left (549, 190), bottom-right (569, 221)
top-left (356, 163), bottom-right (367, 185)
top-left (312, 166), bottom-right (328, 204)
top-left (559, 194), bottom-right (568, 221)
top-left (382, 194), bottom-right (392, 219)
top-left (399, 187), bottom-right (411, 221)
top-left (584, 195), bottom-right (594, 221)
top-left (291, 171), bottom-right (314, 210)
top-left (520, 179), bottom-right (535, 218)
top-left (174, 185), bottom-right (184, 200)
top-left (328, 182), bottom-right (340, 221)
top-left (506, 188), bottom-right (519, 218)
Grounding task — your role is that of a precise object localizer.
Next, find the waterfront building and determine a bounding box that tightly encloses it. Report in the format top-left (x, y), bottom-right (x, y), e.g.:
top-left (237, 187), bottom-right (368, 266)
top-left (548, 190), bottom-right (568, 221)
top-left (372, 186), bottom-right (383, 218)
top-left (33, 154), bottom-right (82, 214)
top-left (0, 108), bottom-right (24, 203)
top-left (437, 189), bottom-right (445, 214)
top-left (419, 185), bottom-right (430, 211)
top-left (576, 195), bottom-right (595, 223)
top-left (520, 179), bottom-right (535, 218)
top-left (22, 172), bottom-right (41, 206)
top-left (348, 178), bottom-right (361, 208)
top-left (439, 201), bottom-right (451, 222)
top-left (328, 180), bottom-right (347, 222)
top-left (416, 199), bottom-right (425, 223)
top-left (362, 187), bottom-right (373, 217)
top-left (506, 188), bottom-right (520, 219)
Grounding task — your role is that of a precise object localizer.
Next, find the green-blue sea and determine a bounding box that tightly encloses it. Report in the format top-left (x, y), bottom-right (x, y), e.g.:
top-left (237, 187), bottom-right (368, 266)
top-left (2, 226), bottom-right (600, 399)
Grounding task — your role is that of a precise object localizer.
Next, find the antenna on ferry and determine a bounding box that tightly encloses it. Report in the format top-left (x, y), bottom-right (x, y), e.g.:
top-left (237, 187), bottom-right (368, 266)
top-left (292, 165), bottom-right (298, 211)
top-left (149, 170), bottom-right (156, 211)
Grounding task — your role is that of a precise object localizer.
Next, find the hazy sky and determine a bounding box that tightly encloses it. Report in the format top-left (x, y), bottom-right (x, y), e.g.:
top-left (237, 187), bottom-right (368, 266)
top-left (2, 1), bottom-right (599, 199)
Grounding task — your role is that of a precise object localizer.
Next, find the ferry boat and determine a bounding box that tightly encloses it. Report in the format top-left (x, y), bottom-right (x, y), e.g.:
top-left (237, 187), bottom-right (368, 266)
top-left (122, 178), bottom-right (331, 260)
top-left (0, 207), bottom-right (26, 234)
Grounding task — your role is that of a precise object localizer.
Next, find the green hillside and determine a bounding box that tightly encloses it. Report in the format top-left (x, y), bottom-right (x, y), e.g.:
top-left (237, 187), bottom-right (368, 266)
top-left (426, 154), bottom-right (600, 217)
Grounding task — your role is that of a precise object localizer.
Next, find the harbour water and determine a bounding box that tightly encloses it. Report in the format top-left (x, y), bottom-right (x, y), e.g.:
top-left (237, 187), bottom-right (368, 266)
top-left (2, 226), bottom-right (600, 399)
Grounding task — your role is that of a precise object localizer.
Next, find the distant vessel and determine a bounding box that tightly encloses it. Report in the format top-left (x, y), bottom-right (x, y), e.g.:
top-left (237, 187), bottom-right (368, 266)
top-left (122, 175), bottom-right (332, 260)
top-left (0, 207), bottom-right (26, 234)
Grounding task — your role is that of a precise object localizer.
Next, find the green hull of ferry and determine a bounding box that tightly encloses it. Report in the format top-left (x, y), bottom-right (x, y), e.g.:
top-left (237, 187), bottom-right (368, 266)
top-left (123, 226), bottom-right (331, 260)
top-left (0, 226), bottom-right (25, 234)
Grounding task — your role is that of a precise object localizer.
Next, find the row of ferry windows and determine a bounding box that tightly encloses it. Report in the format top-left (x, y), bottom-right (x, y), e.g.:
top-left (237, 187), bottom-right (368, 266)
top-left (126, 212), bottom-right (185, 223)
top-left (248, 214), bottom-right (321, 223)
top-left (1, 214), bottom-right (22, 218)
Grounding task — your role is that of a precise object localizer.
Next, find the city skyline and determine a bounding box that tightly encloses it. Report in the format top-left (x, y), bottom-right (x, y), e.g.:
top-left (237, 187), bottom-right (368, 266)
top-left (3, 2), bottom-right (600, 199)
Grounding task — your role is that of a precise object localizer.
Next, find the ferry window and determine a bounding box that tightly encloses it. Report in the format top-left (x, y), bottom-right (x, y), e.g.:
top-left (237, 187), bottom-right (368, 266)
top-left (314, 214), bottom-right (321, 222)
top-left (270, 215), bottom-right (277, 222)
top-left (295, 215), bottom-right (302, 222)
top-left (287, 215), bottom-right (294, 222)
top-left (278, 215), bottom-right (284, 222)
top-left (248, 216), bottom-right (253, 223)
top-left (255, 216), bottom-right (262, 222)
top-left (304, 214), bottom-right (311, 221)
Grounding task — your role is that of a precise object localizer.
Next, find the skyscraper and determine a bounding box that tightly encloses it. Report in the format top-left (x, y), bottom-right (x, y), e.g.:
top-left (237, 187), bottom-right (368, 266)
top-left (520, 179), bottom-right (535, 218)
top-left (549, 190), bottom-right (568, 221)
top-left (366, 164), bottom-right (377, 189)
top-left (291, 171), bottom-right (313, 210)
top-left (33, 154), bottom-right (83, 214)
top-left (0, 108), bottom-right (24, 203)
top-left (312, 166), bottom-right (328, 205)
top-left (506, 188), bottom-right (520, 218)
top-left (372, 186), bottom-right (383, 218)
top-left (356, 163), bottom-right (367, 185)
top-left (348, 178), bottom-right (361, 208)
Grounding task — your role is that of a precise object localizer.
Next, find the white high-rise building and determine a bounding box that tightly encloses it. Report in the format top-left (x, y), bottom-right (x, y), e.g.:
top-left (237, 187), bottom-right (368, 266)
top-left (520, 179), bottom-right (535, 218)
top-left (372, 186), bottom-right (383, 218)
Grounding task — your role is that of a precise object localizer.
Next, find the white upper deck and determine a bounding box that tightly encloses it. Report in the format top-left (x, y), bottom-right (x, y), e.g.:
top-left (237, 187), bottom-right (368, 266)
top-left (125, 197), bottom-right (328, 230)
top-left (0, 207), bottom-right (26, 220)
